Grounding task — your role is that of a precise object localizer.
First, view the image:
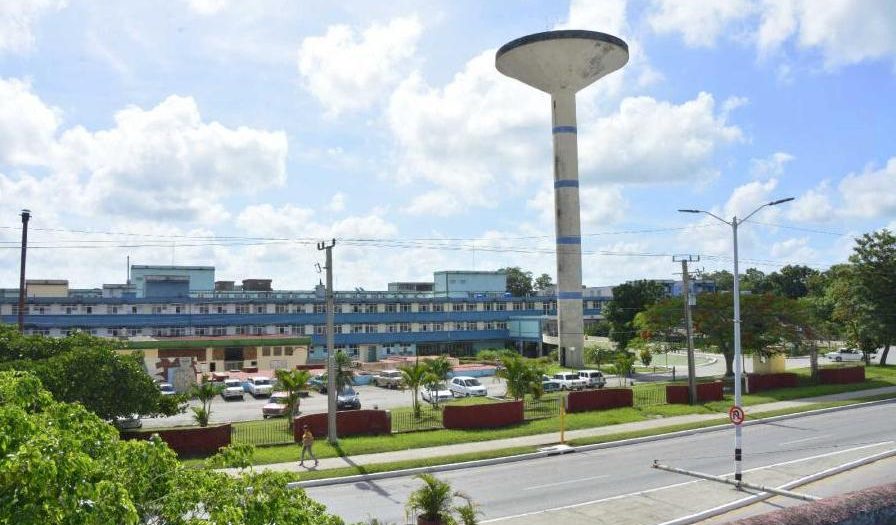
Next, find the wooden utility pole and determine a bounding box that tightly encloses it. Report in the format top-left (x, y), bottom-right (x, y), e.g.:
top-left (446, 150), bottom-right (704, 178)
top-left (674, 255), bottom-right (699, 405)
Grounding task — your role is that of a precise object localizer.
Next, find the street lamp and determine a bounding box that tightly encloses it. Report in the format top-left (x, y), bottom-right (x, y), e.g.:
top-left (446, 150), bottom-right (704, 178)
top-left (678, 197), bottom-right (793, 485)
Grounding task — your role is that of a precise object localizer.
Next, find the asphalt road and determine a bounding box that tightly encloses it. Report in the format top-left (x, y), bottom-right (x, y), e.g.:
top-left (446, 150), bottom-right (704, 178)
top-left (305, 401), bottom-right (896, 524)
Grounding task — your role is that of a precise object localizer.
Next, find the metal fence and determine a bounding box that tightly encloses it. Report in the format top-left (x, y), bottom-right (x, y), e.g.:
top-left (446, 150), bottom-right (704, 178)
top-left (231, 418), bottom-right (295, 446)
top-left (390, 404), bottom-right (444, 433)
top-left (632, 383), bottom-right (667, 407)
top-left (523, 396), bottom-right (561, 420)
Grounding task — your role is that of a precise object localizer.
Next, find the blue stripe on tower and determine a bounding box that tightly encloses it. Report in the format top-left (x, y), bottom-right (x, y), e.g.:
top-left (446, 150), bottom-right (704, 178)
top-left (553, 179), bottom-right (579, 188)
top-left (558, 291), bottom-right (583, 300)
top-left (552, 126), bottom-right (577, 134)
top-left (556, 236), bottom-right (581, 244)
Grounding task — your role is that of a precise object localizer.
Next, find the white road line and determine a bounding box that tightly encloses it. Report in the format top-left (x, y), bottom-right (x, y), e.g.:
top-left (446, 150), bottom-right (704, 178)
top-left (781, 435), bottom-right (828, 446)
top-left (523, 475), bottom-right (610, 491)
top-left (481, 441), bottom-right (893, 523)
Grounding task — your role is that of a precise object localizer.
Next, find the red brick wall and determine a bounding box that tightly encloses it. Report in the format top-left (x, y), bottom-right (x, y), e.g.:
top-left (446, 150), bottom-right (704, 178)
top-left (819, 366), bottom-right (865, 385)
top-left (666, 381), bottom-right (724, 404)
top-left (566, 388), bottom-right (633, 413)
top-left (120, 423), bottom-right (231, 456)
top-left (443, 401), bottom-right (524, 429)
top-left (747, 373), bottom-right (799, 393)
top-left (293, 409), bottom-right (391, 440)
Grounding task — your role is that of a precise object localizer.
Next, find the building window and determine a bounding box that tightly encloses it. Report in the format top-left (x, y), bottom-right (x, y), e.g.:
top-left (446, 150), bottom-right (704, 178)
top-left (251, 326), bottom-right (264, 336)
top-left (432, 303), bottom-right (444, 312)
top-left (387, 324), bottom-right (398, 333)
top-left (275, 304), bottom-right (287, 313)
top-left (65, 306), bottom-right (74, 314)
top-left (351, 324), bottom-right (363, 333)
top-left (128, 328), bottom-right (141, 336)
top-left (466, 303), bottom-right (477, 312)
top-left (199, 304), bottom-right (209, 314)
top-left (418, 303), bottom-right (429, 312)
top-left (399, 323), bottom-right (411, 332)
top-left (285, 347), bottom-right (294, 356)
top-left (131, 306), bottom-right (138, 314)
top-left (174, 306), bottom-right (182, 314)
top-left (466, 322), bottom-right (478, 331)
top-left (195, 327), bottom-right (207, 336)
top-left (399, 303), bottom-right (411, 312)
top-left (484, 302), bottom-right (494, 311)
top-left (273, 347), bottom-right (283, 356)
top-left (262, 347), bottom-right (271, 357)
top-left (512, 302), bottom-right (523, 311)
top-left (216, 305), bottom-right (225, 314)
top-left (433, 323), bottom-right (443, 332)
top-left (452, 303), bottom-right (463, 312)
top-left (334, 324), bottom-right (343, 334)
top-left (255, 305), bottom-right (266, 314)
top-left (314, 304), bottom-right (326, 314)
top-left (485, 321), bottom-right (495, 330)
top-left (496, 302), bottom-right (507, 311)
top-left (496, 322), bottom-right (507, 330)
top-left (110, 306), bottom-right (118, 314)
top-left (291, 325), bottom-right (303, 335)
top-left (315, 325), bottom-right (326, 335)
top-left (348, 345), bottom-right (359, 356)
top-left (365, 304), bottom-right (377, 313)
top-left (277, 325), bottom-right (289, 334)
top-left (235, 305), bottom-right (249, 314)
top-left (365, 324), bottom-right (377, 333)
top-left (213, 327), bottom-right (227, 336)
top-left (385, 303), bottom-right (397, 313)
top-left (235, 326), bottom-right (247, 335)
top-left (526, 301), bottom-right (536, 310)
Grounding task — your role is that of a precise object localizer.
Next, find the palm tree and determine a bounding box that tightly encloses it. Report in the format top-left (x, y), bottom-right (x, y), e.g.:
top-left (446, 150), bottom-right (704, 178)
top-left (496, 354), bottom-right (541, 400)
top-left (191, 380), bottom-right (222, 427)
top-left (424, 355), bottom-right (454, 407)
top-left (274, 369), bottom-right (311, 417)
top-left (333, 350), bottom-right (355, 392)
top-left (399, 361), bottom-right (433, 418)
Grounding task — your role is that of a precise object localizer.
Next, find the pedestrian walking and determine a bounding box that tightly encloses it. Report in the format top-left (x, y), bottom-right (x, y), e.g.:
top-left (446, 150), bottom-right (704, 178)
top-left (299, 425), bottom-right (318, 467)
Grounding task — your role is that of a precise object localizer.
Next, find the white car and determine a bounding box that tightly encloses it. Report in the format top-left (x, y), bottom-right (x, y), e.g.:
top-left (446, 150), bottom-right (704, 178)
top-left (826, 348), bottom-right (865, 362)
top-left (421, 384), bottom-right (454, 404)
top-left (552, 372), bottom-right (587, 391)
top-left (158, 382), bottom-right (177, 396)
top-left (578, 370), bottom-right (606, 389)
top-left (221, 378), bottom-right (245, 400)
top-left (262, 392), bottom-right (291, 418)
top-left (448, 376), bottom-right (487, 397)
top-left (245, 376), bottom-right (273, 398)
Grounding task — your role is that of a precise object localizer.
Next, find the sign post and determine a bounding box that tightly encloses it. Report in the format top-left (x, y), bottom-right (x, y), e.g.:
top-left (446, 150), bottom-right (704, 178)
top-left (729, 405), bottom-right (745, 426)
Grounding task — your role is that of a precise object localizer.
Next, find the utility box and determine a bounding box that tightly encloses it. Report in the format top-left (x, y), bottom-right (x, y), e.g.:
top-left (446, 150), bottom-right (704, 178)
top-left (752, 353), bottom-right (786, 374)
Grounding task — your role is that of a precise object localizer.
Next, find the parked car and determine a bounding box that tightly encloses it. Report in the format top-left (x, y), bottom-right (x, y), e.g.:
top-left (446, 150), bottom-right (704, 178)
top-left (578, 370), bottom-right (606, 389)
top-left (309, 373), bottom-right (327, 393)
top-left (541, 377), bottom-right (561, 393)
top-left (336, 387), bottom-right (361, 410)
top-left (158, 382), bottom-right (176, 396)
top-left (826, 348), bottom-right (865, 362)
top-left (262, 392), bottom-right (291, 418)
top-left (113, 414), bottom-right (142, 430)
top-left (245, 376), bottom-right (273, 398)
top-left (448, 376), bottom-right (487, 397)
top-left (221, 378), bottom-right (245, 400)
top-left (552, 372), bottom-right (587, 390)
top-left (421, 383), bottom-right (454, 404)
top-left (373, 369), bottom-right (404, 389)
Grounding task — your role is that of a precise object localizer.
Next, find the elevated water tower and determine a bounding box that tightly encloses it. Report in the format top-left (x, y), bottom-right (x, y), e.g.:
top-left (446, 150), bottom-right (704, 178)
top-left (496, 30), bottom-right (628, 368)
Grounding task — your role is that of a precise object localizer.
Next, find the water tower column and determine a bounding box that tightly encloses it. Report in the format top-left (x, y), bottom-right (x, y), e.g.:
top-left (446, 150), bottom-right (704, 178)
top-left (551, 91), bottom-right (585, 368)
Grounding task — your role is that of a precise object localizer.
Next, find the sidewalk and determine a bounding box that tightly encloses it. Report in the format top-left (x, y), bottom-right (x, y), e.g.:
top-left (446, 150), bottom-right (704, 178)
top-left (227, 386), bottom-right (896, 475)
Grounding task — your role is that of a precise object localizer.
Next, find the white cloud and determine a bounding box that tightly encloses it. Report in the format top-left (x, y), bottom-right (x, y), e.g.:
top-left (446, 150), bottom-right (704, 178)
top-left (579, 92), bottom-right (744, 183)
top-left (750, 151), bottom-right (794, 178)
top-left (837, 158), bottom-right (896, 218)
top-left (403, 190), bottom-right (464, 217)
top-left (185, 0), bottom-right (230, 16)
top-left (298, 15), bottom-right (422, 116)
top-left (527, 182), bottom-right (627, 228)
top-left (0, 77), bottom-right (61, 165)
top-left (0, 0), bottom-right (65, 54)
top-left (770, 237), bottom-right (815, 262)
top-left (648, 0), bottom-right (755, 48)
top-left (559, 0), bottom-right (628, 37)
top-left (723, 177), bottom-right (778, 218)
top-left (786, 182), bottom-right (835, 223)
top-left (328, 192), bottom-right (346, 213)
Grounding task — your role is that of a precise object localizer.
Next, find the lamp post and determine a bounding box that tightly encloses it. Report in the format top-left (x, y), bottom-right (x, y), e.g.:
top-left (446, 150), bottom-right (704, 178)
top-left (678, 197), bottom-right (793, 485)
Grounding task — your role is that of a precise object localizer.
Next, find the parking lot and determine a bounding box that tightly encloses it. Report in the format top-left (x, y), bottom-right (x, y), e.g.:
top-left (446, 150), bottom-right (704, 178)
top-left (142, 377), bottom-right (509, 429)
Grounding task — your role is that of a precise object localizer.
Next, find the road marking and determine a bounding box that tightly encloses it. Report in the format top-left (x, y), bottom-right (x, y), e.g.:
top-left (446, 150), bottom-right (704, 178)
top-left (481, 441), bottom-right (893, 523)
top-left (781, 434), bottom-right (828, 446)
top-left (523, 474), bottom-right (610, 491)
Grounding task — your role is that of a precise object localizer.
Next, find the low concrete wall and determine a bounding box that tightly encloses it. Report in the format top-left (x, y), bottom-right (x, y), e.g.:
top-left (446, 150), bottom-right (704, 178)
top-left (120, 423), bottom-right (231, 456)
top-left (730, 482), bottom-right (896, 525)
top-left (566, 388), bottom-right (633, 413)
top-left (293, 409), bottom-right (391, 440)
top-left (819, 366), bottom-right (865, 385)
top-left (666, 381), bottom-right (724, 404)
top-left (443, 401), bottom-right (523, 429)
top-left (747, 372), bottom-right (799, 393)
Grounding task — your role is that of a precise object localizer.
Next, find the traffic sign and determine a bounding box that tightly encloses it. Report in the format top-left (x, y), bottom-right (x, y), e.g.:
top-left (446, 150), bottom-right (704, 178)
top-left (729, 405), bottom-right (745, 425)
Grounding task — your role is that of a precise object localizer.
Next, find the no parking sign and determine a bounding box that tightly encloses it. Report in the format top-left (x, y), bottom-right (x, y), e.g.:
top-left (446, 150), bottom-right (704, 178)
top-left (729, 405), bottom-right (745, 425)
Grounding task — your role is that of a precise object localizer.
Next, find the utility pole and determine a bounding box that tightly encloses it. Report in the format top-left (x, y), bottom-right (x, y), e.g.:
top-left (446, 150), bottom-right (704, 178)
top-left (18, 209), bottom-right (31, 334)
top-left (674, 255), bottom-right (699, 405)
top-left (317, 239), bottom-right (338, 444)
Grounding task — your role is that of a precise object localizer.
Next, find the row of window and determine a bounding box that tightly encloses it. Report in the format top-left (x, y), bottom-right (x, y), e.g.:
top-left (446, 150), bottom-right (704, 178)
top-left (6, 300), bottom-right (606, 316)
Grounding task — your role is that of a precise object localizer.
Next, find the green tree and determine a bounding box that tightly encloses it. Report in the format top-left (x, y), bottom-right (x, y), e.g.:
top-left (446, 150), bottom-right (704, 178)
top-left (534, 273), bottom-right (553, 291)
top-left (399, 361), bottom-right (435, 418)
top-left (740, 268), bottom-right (769, 294)
top-left (584, 319), bottom-right (611, 337)
top-left (704, 270), bottom-right (734, 292)
top-left (275, 368), bottom-right (311, 417)
top-left (638, 346), bottom-right (652, 367)
top-left (496, 354), bottom-right (542, 400)
top-left (500, 266), bottom-right (534, 297)
top-left (604, 280), bottom-right (666, 350)
top-left (764, 265), bottom-right (819, 299)
top-left (333, 350), bottom-right (355, 392)
top-left (191, 380), bottom-right (222, 427)
top-left (0, 370), bottom-right (343, 525)
top-left (0, 327), bottom-right (183, 421)
top-left (611, 352), bottom-right (635, 386)
top-left (848, 229), bottom-right (896, 365)
top-left (424, 355), bottom-right (454, 407)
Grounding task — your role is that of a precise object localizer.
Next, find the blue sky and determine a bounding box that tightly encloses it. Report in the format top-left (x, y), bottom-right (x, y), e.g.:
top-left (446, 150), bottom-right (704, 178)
top-left (0, 0), bottom-right (894, 291)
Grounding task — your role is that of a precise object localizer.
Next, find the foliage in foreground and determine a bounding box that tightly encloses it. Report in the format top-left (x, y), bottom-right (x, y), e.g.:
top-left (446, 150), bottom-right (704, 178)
top-left (0, 370), bottom-right (343, 525)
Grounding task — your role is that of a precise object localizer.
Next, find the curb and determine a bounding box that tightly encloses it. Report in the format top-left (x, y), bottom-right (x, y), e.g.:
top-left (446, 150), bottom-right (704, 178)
top-left (287, 397), bottom-right (896, 489)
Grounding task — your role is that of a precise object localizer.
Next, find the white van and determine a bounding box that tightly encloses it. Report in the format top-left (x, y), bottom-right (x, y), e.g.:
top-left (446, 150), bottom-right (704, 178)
top-left (578, 370), bottom-right (606, 389)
